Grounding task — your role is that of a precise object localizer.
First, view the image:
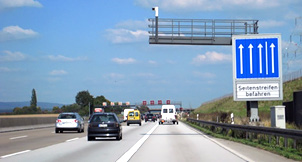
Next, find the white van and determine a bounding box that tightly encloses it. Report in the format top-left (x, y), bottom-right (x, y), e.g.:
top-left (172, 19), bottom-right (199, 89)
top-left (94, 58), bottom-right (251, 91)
top-left (159, 105), bottom-right (178, 125)
top-left (123, 108), bottom-right (134, 122)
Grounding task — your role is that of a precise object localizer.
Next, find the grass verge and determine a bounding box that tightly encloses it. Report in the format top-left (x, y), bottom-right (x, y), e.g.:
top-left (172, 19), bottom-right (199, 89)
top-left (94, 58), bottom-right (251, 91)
top-left (183, 120), bottom-right (302, 161)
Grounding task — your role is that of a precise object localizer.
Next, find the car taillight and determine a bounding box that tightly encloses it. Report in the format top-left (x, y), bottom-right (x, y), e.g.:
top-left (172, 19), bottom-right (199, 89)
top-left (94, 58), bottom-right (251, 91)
top-left (74, 119), bottom-right (78, 123)
top-left (56, 119), bottom-right (61, 123)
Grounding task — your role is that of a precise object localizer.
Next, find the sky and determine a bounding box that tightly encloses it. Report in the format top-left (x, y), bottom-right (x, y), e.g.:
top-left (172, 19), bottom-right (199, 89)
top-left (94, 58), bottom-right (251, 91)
top-left (0, 0), bottom-right (301, 108)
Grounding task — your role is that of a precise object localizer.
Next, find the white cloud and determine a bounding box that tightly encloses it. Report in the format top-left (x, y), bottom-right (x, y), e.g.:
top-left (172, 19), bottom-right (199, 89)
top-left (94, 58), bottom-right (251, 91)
top-left (167, 60), bottom-right (176, 64)
top-left (47, 55), bottom-right (87, 62)
top-left (148, 60), bottom-right (157, 65)
top-left (106, 19), bottom-right (150, 44)
top-left (0, 50), bottom-right (26, 61)
top-left (259, 20), bottom-right (286, 29)
top-left (135, 0), bottom-right (282, 12)
top-left (0, 26), bottom-right (38, 41)
top-left (192, 51), bottom-right (231, 65)
top-left (106, 29), bottom-right (148, 44)
top-left (0, 0), bottom-right (42, 9)
top-left (0, 67), bottom-right (20, 72)
top-left (49, 70), bottom-right (67, 76)
top-left (193, 71), bottom-right (216, 78)
top-left (112, 58), bottom-right (136, 64)
top-left (115, 19), bottom-right (149, 30)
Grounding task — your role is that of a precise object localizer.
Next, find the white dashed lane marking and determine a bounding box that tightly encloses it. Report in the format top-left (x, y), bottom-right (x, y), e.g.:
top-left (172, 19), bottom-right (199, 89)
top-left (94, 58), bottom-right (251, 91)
top-left (9, 135), bottom-right (28, 140)
top-left (1, 150), bottom-right (31, 159)
top-left (66, 138), bottom-right (79, 142)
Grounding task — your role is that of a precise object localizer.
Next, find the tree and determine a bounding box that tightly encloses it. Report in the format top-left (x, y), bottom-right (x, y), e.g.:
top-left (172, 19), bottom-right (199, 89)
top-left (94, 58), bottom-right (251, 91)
top-left (137, 105), bottom-right (150, 114)
top-left (94, 95), bottom-right (110, 106)
top-left (30, 89), bottom-right (37, 108)
top-left (61, 103), bottom-right (81, 112)
top-left (13, 107), bottom-right (23, 114)
top-left (75, 90), bottom-right (93, 108)
top-left (52, 106), bottom-right (62, 113)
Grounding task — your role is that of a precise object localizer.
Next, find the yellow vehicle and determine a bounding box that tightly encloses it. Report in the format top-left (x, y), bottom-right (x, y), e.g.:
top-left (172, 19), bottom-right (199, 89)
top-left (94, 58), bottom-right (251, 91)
top-left (127, 110), bottom-right (141, 126)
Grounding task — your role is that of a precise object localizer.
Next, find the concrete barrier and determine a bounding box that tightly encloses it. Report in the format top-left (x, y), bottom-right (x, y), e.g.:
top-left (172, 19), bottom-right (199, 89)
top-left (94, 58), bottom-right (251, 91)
top-left (0, 114), bottom-right (58, 128)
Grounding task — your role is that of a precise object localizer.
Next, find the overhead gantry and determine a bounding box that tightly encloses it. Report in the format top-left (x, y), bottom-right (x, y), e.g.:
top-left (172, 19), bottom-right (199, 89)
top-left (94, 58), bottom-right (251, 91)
top-left (148, 7), bottom-right (259, 46)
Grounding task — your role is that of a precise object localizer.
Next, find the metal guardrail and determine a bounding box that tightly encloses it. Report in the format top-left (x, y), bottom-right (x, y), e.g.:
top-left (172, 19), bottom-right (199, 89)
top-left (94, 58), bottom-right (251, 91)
top-left (187, 118), bottom-right (302, 139)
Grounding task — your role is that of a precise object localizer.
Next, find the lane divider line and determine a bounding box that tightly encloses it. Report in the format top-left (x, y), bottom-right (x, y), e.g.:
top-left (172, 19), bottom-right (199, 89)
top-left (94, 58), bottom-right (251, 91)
top-left (66, 138), bottom-right (79, 142)
top-left (1, 150), bottom-right (31, 159)
top-left (10, 135), bottom-right (28, 140)
top-left (116, 123), bottom-right (158, 162)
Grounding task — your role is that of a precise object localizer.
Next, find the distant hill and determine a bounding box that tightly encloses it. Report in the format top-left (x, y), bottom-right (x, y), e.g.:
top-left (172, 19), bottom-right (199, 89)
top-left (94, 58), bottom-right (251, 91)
top-left (0, 101), bottom-right (65, 112)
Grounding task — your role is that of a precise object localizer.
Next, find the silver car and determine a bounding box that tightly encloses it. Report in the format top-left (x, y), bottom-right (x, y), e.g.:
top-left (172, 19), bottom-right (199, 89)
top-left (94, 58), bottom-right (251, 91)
top-left (55, 112), bottom-right (85, 133)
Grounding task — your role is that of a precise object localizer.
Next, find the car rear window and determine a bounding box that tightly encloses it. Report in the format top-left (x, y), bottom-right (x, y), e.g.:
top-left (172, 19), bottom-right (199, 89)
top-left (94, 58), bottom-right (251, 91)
top-left (128, 112), bottom-right (134, 117)
top-left (163, 109), bottom-right (167, 113)
top-left (58, 114), bottom-right (76, 119)
top-left (169, 109), bottom-right (174, 113)
top-left (91, 115), bottom-right (117, 123)
top-left (147, 114), bottom-right (153, 117)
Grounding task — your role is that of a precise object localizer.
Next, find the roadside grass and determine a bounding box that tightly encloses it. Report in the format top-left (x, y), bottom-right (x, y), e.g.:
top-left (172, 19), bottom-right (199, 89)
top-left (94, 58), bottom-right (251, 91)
top-left (183, 120), bottom-right (302, 161)
top-left (193, 77), bottom-right (302, 129)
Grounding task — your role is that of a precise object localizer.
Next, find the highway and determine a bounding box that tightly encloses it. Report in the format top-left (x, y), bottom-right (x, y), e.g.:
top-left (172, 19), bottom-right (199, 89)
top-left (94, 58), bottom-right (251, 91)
top-left (0, 121), bottom-right (295, 162)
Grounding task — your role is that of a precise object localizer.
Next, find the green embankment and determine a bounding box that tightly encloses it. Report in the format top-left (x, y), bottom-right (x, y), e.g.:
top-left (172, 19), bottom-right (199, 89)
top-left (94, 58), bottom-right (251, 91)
top-left (194, 77), bottom-right (302, 117)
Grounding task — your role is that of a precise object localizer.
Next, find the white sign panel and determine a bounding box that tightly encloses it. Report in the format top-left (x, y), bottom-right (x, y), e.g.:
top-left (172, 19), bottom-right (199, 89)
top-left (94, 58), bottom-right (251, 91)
top-left (232, 34), bottom-right (283, 101)
top-left (237, 83), bottom-right (280, 99)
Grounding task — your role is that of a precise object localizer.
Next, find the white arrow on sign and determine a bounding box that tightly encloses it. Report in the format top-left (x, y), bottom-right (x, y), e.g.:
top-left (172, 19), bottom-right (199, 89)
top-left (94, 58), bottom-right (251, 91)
top-left (265, 42), bottom-right (268, 75)
top-left (248, 44), bottom-right (253, 74)
top-left (239, 44), bottom-right (244, 74)
top-left (270, 43), bottom-right (275, 73)
top-left (258, 44), bottom-right (263, 74)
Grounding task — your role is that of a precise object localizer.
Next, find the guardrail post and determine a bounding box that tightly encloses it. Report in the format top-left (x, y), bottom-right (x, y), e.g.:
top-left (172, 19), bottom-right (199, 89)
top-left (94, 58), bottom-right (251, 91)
top-left (276, 136), bottom-right (280, 145)
top-left (268, 135), bottom-right (272, 144)
top-left (293, 139), bottom-right (297, 149)
top-left (284, 138), bottom-right (288, 148)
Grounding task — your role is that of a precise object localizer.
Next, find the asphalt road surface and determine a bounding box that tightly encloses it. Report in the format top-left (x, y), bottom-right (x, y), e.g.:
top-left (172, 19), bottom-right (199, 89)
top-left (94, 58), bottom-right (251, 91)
top-left (0, 121), bottom-right (296, 162)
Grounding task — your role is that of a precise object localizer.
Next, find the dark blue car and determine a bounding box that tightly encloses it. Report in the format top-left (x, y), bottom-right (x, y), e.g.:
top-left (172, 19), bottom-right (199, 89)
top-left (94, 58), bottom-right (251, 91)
top-left (87, 112), bottom-right (122, 141)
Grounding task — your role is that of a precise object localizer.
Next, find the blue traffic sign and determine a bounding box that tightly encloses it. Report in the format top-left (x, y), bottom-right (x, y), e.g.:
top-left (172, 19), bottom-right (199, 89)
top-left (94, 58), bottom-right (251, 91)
top-left (235, 37), bottom-right (279, 79)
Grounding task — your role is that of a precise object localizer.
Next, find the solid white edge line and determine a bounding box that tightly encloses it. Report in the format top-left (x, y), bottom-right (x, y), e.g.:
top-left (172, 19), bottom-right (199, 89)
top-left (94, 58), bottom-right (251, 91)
top-left (116, 123), bottom-right (158, 162)
top-left (66, 138), bottom-right (79, 142)
top-left (185, 122), bottom-right (254, 162)
top-left (1, 150), bottom-right (31, 159)
top-left (10, 135), bottom-right (28, 140)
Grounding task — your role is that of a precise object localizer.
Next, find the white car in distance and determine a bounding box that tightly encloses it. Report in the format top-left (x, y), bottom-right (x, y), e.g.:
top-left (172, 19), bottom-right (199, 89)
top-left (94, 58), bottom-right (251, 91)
top-left (159, 105), bottom-right (178, 125)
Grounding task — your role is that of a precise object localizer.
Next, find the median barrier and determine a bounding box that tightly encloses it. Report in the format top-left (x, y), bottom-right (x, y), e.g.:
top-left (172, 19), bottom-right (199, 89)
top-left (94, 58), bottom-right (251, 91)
top-left (0, 114), bottom-right (58, 128)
